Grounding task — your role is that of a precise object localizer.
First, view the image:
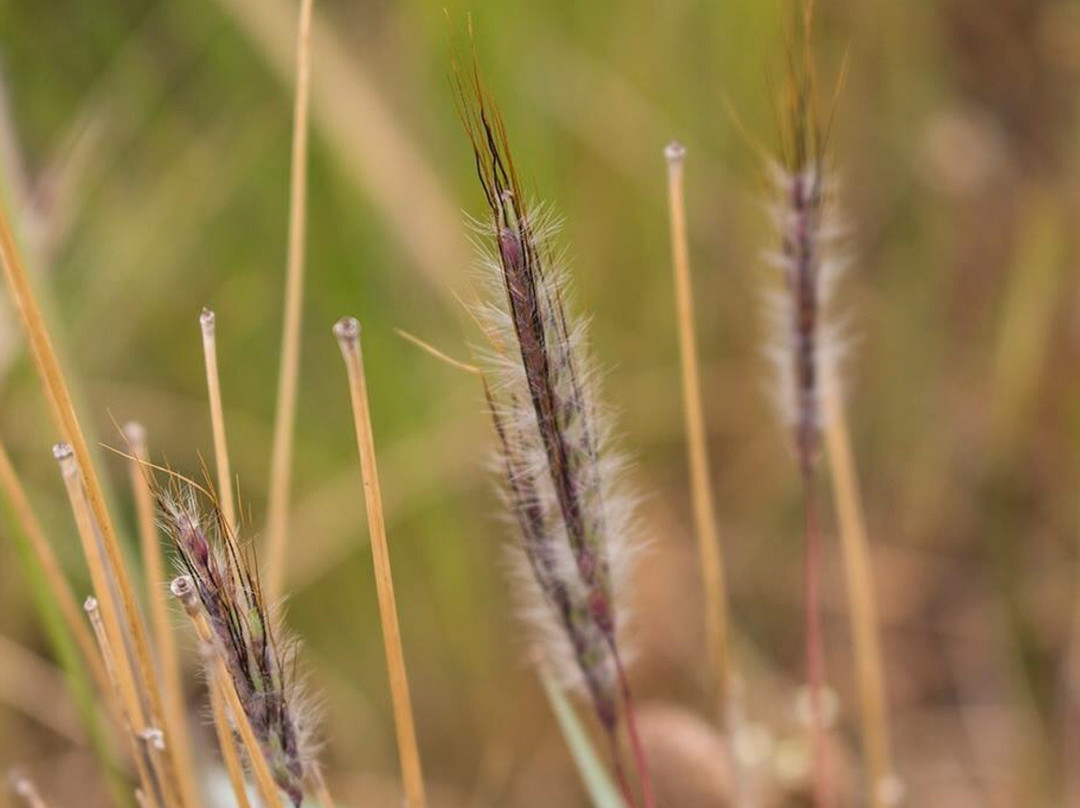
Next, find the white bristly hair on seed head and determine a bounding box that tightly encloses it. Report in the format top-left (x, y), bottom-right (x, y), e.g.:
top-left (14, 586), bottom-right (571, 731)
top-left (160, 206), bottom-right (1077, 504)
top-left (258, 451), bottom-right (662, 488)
top-left (453, 54), bottom-right (641, 734)
top-left (762, 156), bottom-right (851, 476)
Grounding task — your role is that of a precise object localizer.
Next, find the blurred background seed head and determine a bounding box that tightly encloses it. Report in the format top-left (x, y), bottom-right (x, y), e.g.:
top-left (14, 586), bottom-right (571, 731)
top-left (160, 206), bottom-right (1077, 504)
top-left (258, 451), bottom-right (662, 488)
top-left (1, 0), bottom-right (1079, 805)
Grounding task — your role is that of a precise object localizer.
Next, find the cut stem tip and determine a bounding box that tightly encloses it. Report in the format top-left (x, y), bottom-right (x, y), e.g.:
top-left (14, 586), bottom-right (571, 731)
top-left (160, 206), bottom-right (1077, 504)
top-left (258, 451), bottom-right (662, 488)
top-left (169, 575), bottom-right (196, 608)
top-left (664, 140), bottom-right (687, 164)
top-left (333, 317), bottom-right (361, 343)
top-left (200, 307), bottom-right (216, 333)
top-left (51, 442), bottom-right (74, 466)
top-left (122, 421), bottom-right (147, 447)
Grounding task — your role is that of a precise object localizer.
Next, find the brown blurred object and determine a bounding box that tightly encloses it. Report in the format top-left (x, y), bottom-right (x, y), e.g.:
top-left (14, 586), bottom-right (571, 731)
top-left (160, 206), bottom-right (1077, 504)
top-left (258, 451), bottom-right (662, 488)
top-left (940, 0), bottom-right (1077, 175)
top-left (630, 704), bottom-right (733, 808)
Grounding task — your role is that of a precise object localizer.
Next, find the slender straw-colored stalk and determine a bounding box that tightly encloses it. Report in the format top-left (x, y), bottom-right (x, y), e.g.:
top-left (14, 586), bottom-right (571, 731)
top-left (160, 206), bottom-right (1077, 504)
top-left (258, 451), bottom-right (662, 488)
top-left (8, 771), bottom-right (52, 808)
top-left (207, 666), bottom-right (254, 808)
top-left (334, 317), bottom-right (427, 808)
top-left (265, 0), bottom-right (315, 603)
top-left (0, 436), bottom-right (110, 699)
top-left (308, 769), bottom-right (336, 808)
top-left (171, 576), bottom-right (285, 808)
top-left (823, 386), bottom-right (896, 807)
top-left (85, 597), bottom-right (164, 808)
top-left (123, 423), bottom-right (201, 808)
top-left (199, 310), bottom-right (238, 533)
top-left (0, 199), bottom-right (181, 803)
top-left (802, 474), bottom-right (831, 808)
top-left (55, 445), bottom-right (148, 734)
top-left (662, 142), bottom-right (734, 715)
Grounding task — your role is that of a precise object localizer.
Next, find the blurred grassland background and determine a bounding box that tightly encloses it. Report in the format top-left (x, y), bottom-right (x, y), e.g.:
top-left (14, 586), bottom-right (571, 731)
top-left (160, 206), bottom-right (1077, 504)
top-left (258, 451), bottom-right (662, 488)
top-left (0, 0), bottom-right (1079, 805)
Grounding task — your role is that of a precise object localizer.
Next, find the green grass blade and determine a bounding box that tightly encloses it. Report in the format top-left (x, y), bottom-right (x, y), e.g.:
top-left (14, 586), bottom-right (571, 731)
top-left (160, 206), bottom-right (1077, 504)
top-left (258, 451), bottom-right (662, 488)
top-left (538, 668), bottom-right (626, 808)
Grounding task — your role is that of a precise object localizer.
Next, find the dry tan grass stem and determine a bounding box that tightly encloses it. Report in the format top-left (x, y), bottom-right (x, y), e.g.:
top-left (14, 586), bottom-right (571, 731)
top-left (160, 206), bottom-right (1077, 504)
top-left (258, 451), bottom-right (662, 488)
top-left (823, 384), bottom-right (895, 808)
top-left (171, 576), bottom-right (285, 808)
top-left (122, 423), bottom-right (201, 808)
top-left (309, 768), bottom-right (336, 808)
top-left (207, 663), bottom-right (254, 808)
top-left (55, 445), bottom-right (148, 733)
top-left (8, 771), bottom-right (53, 808)
top-left (265, 0), bottom-right (315, 603)
top-left (0, 200), bottom-right (181, 804)
top-left (198, 311), bottom-right (238, 533)
top-left (334, 317), bottom-right (427, 808)
top-left (84, 596), bottom-right (165, 808)
top-left (0, 436), bottom-right (111, 701)
top-left (663, 143), bottom-right (734, 714)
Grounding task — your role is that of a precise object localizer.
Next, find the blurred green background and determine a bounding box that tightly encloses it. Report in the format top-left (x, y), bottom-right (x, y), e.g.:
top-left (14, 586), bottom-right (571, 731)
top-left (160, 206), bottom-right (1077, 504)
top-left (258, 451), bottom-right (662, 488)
top-left (0, 0), bottom-right (1079, 805)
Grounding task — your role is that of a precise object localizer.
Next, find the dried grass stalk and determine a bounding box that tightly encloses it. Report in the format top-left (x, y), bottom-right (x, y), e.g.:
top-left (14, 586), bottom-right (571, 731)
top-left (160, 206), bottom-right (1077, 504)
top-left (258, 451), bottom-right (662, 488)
top-left (123, 423), bottom-right (201, 808)
top-left (265, 0), bottom-right (315, 603)
top-left (0, 193), bottom-right (183, 806)
top-left (334, 317), bottom-right (427, 808)
top-left (171, 575), bottom-right (286, 808)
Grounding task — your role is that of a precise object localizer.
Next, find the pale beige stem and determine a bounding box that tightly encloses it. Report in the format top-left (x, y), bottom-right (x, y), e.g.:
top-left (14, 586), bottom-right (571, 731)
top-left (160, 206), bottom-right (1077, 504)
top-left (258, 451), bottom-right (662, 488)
top-left (207, 666), bottom-right (253, 808)
top-left (823, 384), bottom-right (897, 808)
top-left (123, 423), bottom-right (201, 808)
top-left (56, 446), bottom-right (148, 734)
top-left (335, 318), bottom-right (427, 808)
top-left (85, 597), bottom-right (164, 808)
top-left (664, 143), bottom-right (733, 711)
top-left (0, 197), bottom-right (182, 805)
top-left (309, 768), bottom-right (336, 808)
top-left (199, 311), bottom-right (238, 533)
top-left (8, 771), bottom-right (52, 808)
top-left (0, 436), bottom-right (111, 701)
top-left (264, 0), bottom-right (315, 603)
top-left (171, 576), bottom-right (285, 808)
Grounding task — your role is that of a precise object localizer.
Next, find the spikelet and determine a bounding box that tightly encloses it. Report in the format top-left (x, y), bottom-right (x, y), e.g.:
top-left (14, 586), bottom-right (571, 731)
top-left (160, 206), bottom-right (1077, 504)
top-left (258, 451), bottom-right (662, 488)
top-left (156, 480), bottom-right (314, 806)
top-left (763, 6), bottom-right (849, 478)
top-left (450, 49), bottom-right (638, 733)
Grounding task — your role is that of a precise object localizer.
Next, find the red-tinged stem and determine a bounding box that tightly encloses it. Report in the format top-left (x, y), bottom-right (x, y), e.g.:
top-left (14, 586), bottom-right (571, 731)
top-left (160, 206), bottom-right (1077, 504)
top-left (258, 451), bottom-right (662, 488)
top-left (607, 732), bottom-right (639, 808)
top-left (803, 469), bottom-right (832, 808)
top-left (613, 651), bottom-right (656, 808)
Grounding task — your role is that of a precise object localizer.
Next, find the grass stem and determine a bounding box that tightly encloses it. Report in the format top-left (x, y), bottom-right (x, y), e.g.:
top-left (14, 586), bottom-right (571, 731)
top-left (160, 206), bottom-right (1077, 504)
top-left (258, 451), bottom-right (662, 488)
top-left (85, 597), bottom-right (165, 808)
top-left (265, 0), bottom-right (315, 603)
top-left (123, 424), bottom-right (201, 808)
top-left (0, 197), bottom-right (182, 806)
top-left (0, 436), bottom-right (111, 701)
top-left (613, 652), bottom-right (655, 808)
top-left (8, 771), bottom-right (52, 808)
top-left (207, 665), bottom-right (254, 808)
top-left (334, 317), bottom-right (427, 808)
top-left (663, 143), bottom-right (734, 719)
top-left (308, 768), bottom-right (336, 808)
top-left (199, 310), bottom-right (238, 533)
top-left (802, 472), bottom-right (832, 808)
top-left (823, 387), bottom-right (896, 807)
top-left (171, 576), bottom-right (285, 808)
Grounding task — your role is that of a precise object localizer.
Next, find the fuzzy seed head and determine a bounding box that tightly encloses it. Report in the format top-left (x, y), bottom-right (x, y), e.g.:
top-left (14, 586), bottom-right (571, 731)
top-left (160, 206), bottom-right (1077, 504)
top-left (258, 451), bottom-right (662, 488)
top-left (159, 484), bottom-right (315, 807)
top-left (453, 52), bottom-right (639, 727)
